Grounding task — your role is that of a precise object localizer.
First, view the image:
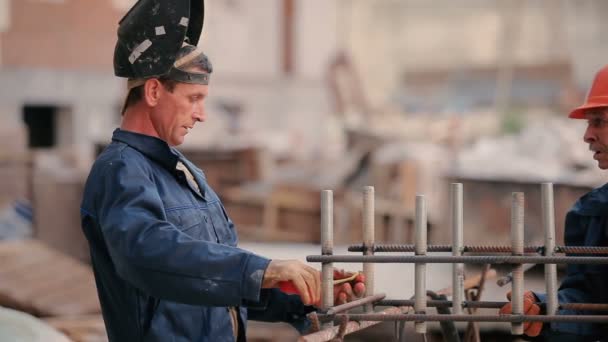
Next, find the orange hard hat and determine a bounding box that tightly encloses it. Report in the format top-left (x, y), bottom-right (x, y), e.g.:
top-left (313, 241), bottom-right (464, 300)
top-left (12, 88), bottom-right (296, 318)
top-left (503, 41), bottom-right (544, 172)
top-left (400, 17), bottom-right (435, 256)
top-left (569, 65), bottom-right (608, 119)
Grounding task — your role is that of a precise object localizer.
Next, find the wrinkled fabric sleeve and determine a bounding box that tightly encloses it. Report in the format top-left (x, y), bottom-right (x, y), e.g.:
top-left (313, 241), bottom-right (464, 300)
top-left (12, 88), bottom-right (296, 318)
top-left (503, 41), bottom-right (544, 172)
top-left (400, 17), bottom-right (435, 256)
top-left (245, 288), bottom-right (315, 334)
top-left (94, 158), bottom-right (270, 306)
top-left (534, 277), bottom-right (595, 337)
top-left (533, 240), bottom-right (600, 336)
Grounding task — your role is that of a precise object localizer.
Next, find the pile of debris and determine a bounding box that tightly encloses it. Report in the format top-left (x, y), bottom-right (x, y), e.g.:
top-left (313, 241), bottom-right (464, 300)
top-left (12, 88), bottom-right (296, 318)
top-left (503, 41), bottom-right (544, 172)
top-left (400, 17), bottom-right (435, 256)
top-left (454, 116), bottom-right (603, 187)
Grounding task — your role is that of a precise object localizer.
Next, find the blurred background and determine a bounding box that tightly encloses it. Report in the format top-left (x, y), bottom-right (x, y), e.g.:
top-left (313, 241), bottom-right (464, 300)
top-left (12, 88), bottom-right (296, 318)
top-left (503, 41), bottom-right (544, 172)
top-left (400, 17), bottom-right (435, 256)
top-left (0, 0), bottom-right (606, 340)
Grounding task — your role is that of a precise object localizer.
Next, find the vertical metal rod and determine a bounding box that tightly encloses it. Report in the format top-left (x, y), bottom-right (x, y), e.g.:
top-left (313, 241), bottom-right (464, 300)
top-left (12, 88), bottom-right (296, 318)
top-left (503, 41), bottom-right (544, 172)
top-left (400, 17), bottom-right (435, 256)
top-left (415, 195), bottom-right (427, 333)
top-left (321, 190), bottom-right (334, 329)
top-left (511, 192), bottom-right (524, 335)
top-left (451, 183), bottom-right (464, 315)
top-left (362, 186), bottom-right (375, 312)
top-left (542, 183), bottom-right (558, 316)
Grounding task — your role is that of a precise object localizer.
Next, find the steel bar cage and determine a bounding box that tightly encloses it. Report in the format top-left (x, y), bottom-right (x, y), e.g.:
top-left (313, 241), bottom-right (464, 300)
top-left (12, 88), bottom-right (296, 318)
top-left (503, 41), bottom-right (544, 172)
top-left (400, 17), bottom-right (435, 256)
top-left (299, 183), bottom-right (608, 342)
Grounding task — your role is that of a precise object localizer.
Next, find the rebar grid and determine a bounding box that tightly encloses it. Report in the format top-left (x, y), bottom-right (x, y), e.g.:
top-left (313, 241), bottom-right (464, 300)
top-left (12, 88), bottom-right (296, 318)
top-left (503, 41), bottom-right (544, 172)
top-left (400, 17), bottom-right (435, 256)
top-left (301, 183), bottom-right (608, 342)
top-left (307, 254), bottom-right (608, 264)
top-left (347, 244), bottom-right (608, 254)
top-left (316, 313), bottom-right (608, 323)
top-left (376, 299), bottom-right (608, 311)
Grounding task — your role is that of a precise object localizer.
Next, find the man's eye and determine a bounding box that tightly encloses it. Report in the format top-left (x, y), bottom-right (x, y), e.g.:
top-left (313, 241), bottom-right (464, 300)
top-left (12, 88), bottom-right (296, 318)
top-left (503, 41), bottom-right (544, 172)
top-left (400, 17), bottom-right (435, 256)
top-left (590, 119), bottom-right (608, 127)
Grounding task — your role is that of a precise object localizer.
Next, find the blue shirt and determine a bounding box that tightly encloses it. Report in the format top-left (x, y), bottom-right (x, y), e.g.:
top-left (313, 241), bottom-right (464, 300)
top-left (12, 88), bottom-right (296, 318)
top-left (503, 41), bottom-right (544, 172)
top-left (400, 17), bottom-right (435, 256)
top-left (81, 129), bottom-right (312, 341)
top-left (536, 183), bottom-right (608, 339)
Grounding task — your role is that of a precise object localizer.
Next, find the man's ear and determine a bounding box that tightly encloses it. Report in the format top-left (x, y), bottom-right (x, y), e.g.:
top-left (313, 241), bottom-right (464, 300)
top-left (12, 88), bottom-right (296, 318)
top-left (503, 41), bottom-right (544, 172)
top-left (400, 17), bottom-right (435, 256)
top-left (143, 78), bottom-right (162, 106)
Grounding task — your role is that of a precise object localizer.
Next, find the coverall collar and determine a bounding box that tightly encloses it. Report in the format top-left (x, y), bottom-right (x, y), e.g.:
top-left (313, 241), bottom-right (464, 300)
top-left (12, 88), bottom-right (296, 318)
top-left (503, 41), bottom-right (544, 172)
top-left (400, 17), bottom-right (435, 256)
top-left (111, 128), bottom-right (179, 171)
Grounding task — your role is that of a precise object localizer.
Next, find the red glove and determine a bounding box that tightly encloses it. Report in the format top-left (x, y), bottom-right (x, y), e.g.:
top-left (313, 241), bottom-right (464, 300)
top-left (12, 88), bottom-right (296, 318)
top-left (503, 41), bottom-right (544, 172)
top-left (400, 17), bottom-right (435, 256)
top-left (499, 290), bottom-right (542, 337)
top-left (278, 269), bottom-right (366, 307)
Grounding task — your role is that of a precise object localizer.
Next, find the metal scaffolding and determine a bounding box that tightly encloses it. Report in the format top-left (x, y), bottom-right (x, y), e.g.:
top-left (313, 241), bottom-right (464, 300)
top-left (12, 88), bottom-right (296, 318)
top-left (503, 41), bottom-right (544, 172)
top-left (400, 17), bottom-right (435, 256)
top-left (299, 183), bottom-right (608, 342)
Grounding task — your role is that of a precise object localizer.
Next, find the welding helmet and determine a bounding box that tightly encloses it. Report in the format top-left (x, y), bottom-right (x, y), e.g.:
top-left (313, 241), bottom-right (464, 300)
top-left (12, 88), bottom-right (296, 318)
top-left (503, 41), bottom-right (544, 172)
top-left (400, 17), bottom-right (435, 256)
top-left (569, 65), bottom-right (608, 119)
top-left (113, 0), bottom-right (210, 86)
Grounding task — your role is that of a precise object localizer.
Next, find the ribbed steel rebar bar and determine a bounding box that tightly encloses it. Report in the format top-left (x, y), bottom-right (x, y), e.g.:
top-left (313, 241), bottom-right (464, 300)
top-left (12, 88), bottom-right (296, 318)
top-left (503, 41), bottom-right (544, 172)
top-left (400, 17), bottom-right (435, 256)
top-left (347, 244), bottom-right (608, 254)
top-left (326, 293), bottom-right (386, 315)
top-left (451, 183), bottom-right (464, 315)
top-left (318, 313), bottom-right (608, 323)
top-left (298, 307), bottom-right (403, 342)
top-left (510, 192), bottom-right (524, 334)
top-left (362, 186), bottom-right (375, 312)
top-left (542, 183), bottom-right (559, 316)
top-left (307, 255), bottom-right (608, 264)
top-left (414, 195), bottom-right (427, 333)
top-left (376, 300), bottom-right (608, 311)
top-left (320, 190), bottom-right (333, 329)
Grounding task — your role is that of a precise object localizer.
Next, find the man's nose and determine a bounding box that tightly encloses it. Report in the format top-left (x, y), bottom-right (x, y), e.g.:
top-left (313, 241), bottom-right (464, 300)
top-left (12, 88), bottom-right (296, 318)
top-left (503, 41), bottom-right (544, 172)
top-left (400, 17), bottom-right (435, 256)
top-left (584, 124), bottom-right (597, 144)
top-left (193, 104), bottom-right (205, 122)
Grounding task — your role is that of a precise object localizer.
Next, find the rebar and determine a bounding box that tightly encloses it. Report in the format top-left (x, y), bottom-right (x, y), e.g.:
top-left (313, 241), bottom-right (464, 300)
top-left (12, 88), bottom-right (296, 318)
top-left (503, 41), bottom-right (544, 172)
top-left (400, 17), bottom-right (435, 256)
top-left (376, 300), bottom-right (608, 312)
top-left (321, 190), bottom-right (333, 329)
top-left (306, 184), bottom-right (608, 341)
top-left (317, 313), bottom-right (608, 323)
top-left (362, 186), bottom-right (375, 312)
top-left (307, 255), bottom-right (608, 264)
top-left (510, 192), bottom-right (524, 334)
top-left (347, 244), bottom-right (608, 255)
top-left (298, 307), bottom-right (403, 342)
top-left (542, 183), bottom-right (559, 316)
top-left (414, 195), bottom-right (427, 333)
top-left (451, 183), bottom-right (464, 315)
top-left (326, 293), bottom-right (386, 315)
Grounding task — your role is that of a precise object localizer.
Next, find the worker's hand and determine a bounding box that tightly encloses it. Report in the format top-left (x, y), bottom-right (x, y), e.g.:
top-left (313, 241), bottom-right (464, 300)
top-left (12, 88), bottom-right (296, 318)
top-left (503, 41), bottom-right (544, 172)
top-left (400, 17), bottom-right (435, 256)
top-left (499, 290), bottom-right (542, 337)
top-left (332, 269), bottom-right (366, 306)
top-left (262, 259), bottom-right (320, 306)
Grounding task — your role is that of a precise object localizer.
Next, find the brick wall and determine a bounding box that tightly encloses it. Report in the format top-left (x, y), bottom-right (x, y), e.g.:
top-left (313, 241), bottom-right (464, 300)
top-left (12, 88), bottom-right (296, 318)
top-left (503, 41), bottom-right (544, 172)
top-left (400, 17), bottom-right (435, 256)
top-left (1, 0), bottom-right (123, 70)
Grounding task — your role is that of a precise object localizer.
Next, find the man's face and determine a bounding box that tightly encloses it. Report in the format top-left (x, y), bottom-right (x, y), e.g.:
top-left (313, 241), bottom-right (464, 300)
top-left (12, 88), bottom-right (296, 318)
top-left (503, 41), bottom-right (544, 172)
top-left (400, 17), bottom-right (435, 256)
top-left (150, 82), bottom-right (208, 146)
top-left (583, 109), bottom-right (608, 169)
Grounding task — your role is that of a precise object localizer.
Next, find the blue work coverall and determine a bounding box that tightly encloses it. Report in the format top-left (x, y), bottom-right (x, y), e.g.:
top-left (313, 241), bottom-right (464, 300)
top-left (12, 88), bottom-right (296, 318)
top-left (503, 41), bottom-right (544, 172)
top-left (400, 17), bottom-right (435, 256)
top-left (80, 129), bottom-right (312, 341)
top-left (535, 183), bottom-right (608, 341)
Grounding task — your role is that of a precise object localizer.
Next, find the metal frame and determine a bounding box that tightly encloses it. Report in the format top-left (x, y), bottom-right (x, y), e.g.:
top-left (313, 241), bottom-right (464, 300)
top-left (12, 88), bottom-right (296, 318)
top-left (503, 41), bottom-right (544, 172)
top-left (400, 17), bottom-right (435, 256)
top-left (299, 183), bottom-right (608, 342)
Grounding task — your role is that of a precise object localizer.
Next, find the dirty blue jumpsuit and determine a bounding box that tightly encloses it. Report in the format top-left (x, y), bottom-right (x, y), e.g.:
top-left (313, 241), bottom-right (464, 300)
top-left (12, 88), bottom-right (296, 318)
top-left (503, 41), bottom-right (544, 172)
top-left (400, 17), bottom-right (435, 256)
top-left (534, 183), bottom-right (608, 341)
top-left (80, 129), bottom-right (313, 341)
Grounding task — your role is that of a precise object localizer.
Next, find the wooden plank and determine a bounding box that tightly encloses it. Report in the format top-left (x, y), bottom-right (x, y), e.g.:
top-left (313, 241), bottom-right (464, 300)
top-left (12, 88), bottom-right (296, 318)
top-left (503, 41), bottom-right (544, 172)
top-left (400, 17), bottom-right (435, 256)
top-left (0, 239), bottom-right (101, 317)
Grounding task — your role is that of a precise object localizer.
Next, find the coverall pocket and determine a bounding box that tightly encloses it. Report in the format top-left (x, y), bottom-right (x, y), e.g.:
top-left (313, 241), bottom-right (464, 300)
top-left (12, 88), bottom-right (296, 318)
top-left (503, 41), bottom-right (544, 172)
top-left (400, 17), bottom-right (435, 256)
top-left (165, 207), bottom-right (207, 240)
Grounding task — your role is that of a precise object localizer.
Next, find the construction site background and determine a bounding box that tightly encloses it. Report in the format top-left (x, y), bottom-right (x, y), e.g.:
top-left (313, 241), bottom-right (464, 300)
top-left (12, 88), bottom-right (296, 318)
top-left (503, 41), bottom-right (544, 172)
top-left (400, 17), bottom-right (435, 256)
top-left (0, 0), bottom-right (605, 341)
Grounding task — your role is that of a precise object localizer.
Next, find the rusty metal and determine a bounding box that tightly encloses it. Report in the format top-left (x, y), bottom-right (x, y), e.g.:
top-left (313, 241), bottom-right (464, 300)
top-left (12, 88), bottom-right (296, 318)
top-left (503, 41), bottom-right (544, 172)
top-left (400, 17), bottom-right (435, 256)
top-left (308, 254), bottom-right (608, 265)
top-left (298, 307), bottom-right (403, 342)
top-left (307, 186), bottom-right (608, 341)
top-left (427, 291), bottom-right (460, 342)
top-left (464, 289), bottom-right (480, 342)
top-left (558, 246), bottom-right (608, 254)
top-left (464, 264), bottom-right (491, 342)
top-left (334, 315), bottom-right (349, 341)
top-left (307, 311), bottom-right (321, 333)
top-left (496, 263), bottom-right (536, 287)
top-left (376, 300), bottom-right (608, 311)
top-left (326, 293), bottom-right (386, 315)
top-left (347, 244), bottom-right (608, 255)
top-left (316, 313), bottom-right (608, 323)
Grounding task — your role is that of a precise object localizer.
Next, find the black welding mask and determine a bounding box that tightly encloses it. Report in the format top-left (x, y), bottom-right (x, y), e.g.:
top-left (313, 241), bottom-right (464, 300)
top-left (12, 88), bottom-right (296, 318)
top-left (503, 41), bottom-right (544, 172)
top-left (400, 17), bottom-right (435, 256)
top-left (113, 0), bottom-right (210, 86)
